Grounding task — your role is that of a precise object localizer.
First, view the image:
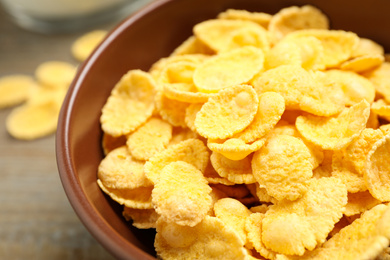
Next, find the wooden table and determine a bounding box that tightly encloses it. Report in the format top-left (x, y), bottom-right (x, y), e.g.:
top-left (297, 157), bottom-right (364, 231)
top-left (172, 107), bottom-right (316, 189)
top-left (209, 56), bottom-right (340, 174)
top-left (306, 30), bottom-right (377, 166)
top-left (0, 3), bottom-right (148, 259)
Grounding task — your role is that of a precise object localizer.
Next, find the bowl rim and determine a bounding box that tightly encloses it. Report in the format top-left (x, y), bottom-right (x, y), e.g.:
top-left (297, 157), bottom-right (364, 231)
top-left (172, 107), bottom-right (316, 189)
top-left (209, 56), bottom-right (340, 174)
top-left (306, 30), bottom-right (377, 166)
top-left (55, 0), bottom-right (172, 259)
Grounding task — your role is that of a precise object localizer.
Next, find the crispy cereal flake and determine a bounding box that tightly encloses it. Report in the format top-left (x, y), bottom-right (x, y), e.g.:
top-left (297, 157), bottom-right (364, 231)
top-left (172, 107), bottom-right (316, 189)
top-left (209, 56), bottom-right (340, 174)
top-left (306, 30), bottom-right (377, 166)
top-left (195, 84), bottom-right (259, 139)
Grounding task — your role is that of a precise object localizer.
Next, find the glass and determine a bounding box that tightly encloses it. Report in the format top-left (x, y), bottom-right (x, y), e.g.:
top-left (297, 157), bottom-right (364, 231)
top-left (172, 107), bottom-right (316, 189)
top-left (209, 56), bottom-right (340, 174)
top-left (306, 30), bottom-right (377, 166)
top-left (0, 0), bottom-right (151, 33)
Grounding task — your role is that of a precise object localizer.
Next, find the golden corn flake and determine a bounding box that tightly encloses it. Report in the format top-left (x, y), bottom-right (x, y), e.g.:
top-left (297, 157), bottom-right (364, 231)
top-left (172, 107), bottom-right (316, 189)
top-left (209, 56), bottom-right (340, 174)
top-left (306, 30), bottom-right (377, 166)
top-left (98, 146), bottom-right (151, 189)
top-left (168, 127), bottom-right (199, 146)
top-left (252, 135), bottom-right (313, 201)
top-left (6, 99), bottom-right (61, 140)
top-left (268, 5), bottom-right (329, 43)
top-left (184, 103), bottom-right (203, 132)
top-left (193, 19), bottom-right (267, 53)
top-left (265, 35), bottom-right (324, 70)
top-left (255, 184), bottom-right (278, 204)
top-left (149, 54), bottom-right (209, 81)
top-left (217, 9), bottom-right (272, 28)
top-left (160, 61), bottom-right (215, 103)
top-left (264, 38), bottom-right (302, 69)
top-left (126, 117), bottom-right (172, 161)
top-left (234, 92), bottom-right (285, 143)
top-left (340, 54), bottom-right (384, 73)
top-left (288, 29), bottom-right (359, 68)
top-left (364, 135), bottom-right (390, 202)
top-left (261, 177), bottom-right (347, 256)
top-left (208, 138), bottom-right (266, 161)
top-left (169, 36), bottom-right (214, 56)
top-left (245, 213), bottom-right (278, 260)
top-left (35, 60), bottom-right (76, 89)
top-left (154, 90), bottom-right (189, 128)
top-left (97, 179), bottom-right (153, 209)
top-left (214, 198), bottom-right (252, 244)
top-left (295, 100), bottom-right (370, 150)
top-left (224, 25), bottom-right (270, 53)
top-left (144, 138), bottom-right (209, 184)
top-left (100, 70), bottom-right (156, 137)
top-left (353, 38), bottom-right (385, 57)
top-left (363, 62), bottom-right (390, 102)
top-left (253, 65), bottom-right (343, 116)
top-left (323, 69), bottom-right (376, 106)
top-left (122, 207), bottom-right (159, 229)
top-left (155, 216), bottom-right (249, 260)
top-left (152, 161), bottom-right (212, 226)
top-left (71, 30), bottom-right (107, 62)
top-left (343, 128), bottom-right (384, 175)
top-left (0, 75), bottom-right (35, 109)
top-left (372, 99), bottom-right (390, 121)
top-left (195, 84), bottom-right (259, 139)
top-left (193, 46), bottom-right (264, 93)
top-left (344, 191), bottom-right (381, 217)
top-left (210, 152), bottom-right (255, 184)
top-left (280, 204), bottom-right (390, 260)
top-left (331, 150), bottom-right (367, 193)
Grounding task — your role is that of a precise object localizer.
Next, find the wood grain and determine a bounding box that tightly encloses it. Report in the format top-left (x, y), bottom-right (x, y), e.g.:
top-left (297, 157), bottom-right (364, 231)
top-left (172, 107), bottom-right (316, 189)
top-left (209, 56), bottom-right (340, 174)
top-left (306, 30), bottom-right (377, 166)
top-left (0, 4), bottom-right (142, 259)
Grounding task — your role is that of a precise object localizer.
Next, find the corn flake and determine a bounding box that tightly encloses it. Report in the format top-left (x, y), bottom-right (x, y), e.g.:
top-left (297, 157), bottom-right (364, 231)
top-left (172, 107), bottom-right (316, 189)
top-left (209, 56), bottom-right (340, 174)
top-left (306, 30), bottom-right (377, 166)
top-left (252, 134), bottom-right (313, 201)
top-left (217, 9), bottom-right (272, 28)
top-left (323, 69), bottom-right (376, 106)
top-left (261, 177), bottom-right (347, 256)
top-left (97, 179), bottom-right (153, 209)
top-left (279, 204), bottom-right (390, 260)
top-left (35, 60), bottom-right (76, 89)
top-left (253, 65), bottom-right (343, 116)
top-left (295, 100), bottom-right (370, 150)
top-left (169, 36), bottom-right (215, 56)
top-left (98, 146), bottom-right (151, 189)
top-left (340, 54), bottom-right (384, 73)
top-left (194, 19), bottom-right (267, 53)
top-left (155, 216), bottom-right (249, 260)
top-left (100, 70), bottom-right (156, 137)
top-left (234, 92), bottom-right (285, 143)
top-left (0, 75), bottom-right (35, 109)
top-left (214, 198), bottom-right (252, 244)
top-left (126, 117), bottom-right (172, 161)
top-left (286, 29), bottom-right (359, 68)
top-left (208, 138), bottom-right (266, 161)
top-left (193, 46), bottom-right (264, 93)
top-left (122, 207), bottom-right (159, 229)
top-left (210, 152), bottom-right (255, 184)
top-left (364, 134), bottom-right (390, 202)
top-left (144, 138), bottom-right (209, 184)
top-left (363, 62), bottom-right (390, 102)
top-left (195, 84), bottom-right (259, 139)
top-left (268, 5), bottom-right (329, 43)
top-left (152, 161), bottom-right (212, 226)
top-left (345, 191), bottom-right (381, 217)
top-left (6, 98), bottom-right (61, 140)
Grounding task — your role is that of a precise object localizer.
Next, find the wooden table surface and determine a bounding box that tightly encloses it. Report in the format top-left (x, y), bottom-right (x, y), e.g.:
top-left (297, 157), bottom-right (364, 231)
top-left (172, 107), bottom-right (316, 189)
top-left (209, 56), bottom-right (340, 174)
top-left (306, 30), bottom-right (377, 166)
top-left (0, 3), bottom-right (149, 259)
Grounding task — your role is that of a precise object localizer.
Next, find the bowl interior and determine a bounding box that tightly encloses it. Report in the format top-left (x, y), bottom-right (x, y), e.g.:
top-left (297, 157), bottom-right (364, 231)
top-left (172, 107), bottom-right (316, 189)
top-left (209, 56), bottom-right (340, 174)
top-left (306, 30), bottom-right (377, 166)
top-left (56, 0), bottom-right (390, 259)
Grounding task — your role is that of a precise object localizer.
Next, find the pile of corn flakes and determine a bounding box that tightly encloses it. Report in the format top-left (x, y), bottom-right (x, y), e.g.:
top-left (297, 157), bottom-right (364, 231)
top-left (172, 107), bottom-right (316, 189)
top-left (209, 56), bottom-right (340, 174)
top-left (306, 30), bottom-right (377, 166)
top-left (97, 5), bottom-right (390, 260)
top-left (0, 30), bottom-right (106, 140)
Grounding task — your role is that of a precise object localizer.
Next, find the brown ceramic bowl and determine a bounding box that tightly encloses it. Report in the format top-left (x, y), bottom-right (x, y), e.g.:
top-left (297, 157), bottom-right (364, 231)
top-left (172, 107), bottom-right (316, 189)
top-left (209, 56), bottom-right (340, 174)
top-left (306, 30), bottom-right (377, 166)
top-left (56, 0), bottom-right (390, 259)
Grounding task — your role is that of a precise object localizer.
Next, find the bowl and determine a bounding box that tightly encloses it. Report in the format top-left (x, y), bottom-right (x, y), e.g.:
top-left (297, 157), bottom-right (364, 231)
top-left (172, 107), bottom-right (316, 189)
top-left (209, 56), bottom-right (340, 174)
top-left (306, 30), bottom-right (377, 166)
top-left (56, 0), bottom-right (390, 259)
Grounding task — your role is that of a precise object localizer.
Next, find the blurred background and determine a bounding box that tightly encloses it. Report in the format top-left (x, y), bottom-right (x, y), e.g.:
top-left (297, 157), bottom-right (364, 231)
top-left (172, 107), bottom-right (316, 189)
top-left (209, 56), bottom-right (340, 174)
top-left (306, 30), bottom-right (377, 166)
top-left (0, 0), bottom-right (151, 259)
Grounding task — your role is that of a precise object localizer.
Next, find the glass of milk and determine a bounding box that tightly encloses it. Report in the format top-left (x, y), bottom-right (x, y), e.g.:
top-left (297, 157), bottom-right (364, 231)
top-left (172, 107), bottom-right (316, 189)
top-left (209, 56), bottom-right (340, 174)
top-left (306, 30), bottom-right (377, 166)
top-left (0, 0), bottom-right (151, 33)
